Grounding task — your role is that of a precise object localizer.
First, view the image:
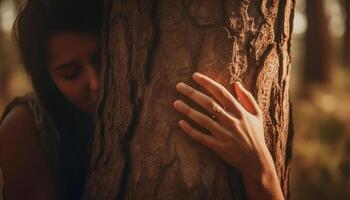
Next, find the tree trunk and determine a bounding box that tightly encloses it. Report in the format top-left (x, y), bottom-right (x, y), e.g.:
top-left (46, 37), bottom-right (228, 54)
top-left (85, 0), bottom-right (295, 199)
top-left (304, 0), bottom-right (332, 85)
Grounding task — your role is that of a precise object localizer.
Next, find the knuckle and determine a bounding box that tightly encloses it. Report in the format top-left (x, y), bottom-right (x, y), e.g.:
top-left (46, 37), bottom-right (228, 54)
top-left (222, 129), bottom-right (234, 139)
top-left (206, 100), bottom-right (215, 110)
top-left (187, 87), bottom-right (195, 97)
top-left (184, 106), bottom-right (192, 115)
top-left (187, 127), bottom-right (194, 134)
top-left (198, 116), bottom-right (209, 125)
top-left (219, 87), bottom-right (227, 97)
top-left (228, 118), bottom-right (238, 126)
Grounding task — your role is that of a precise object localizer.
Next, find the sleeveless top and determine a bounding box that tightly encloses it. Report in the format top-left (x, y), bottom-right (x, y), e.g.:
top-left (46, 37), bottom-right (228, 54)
top-left (0, 92), bottom-right (63, 199)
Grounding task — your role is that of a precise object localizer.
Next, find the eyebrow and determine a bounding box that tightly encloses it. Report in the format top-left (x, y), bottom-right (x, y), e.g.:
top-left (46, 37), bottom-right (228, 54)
top-left (53, 47), bottom-right (102, 71)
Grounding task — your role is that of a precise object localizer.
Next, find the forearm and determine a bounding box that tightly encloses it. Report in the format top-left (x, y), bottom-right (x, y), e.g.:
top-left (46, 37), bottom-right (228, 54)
top-left (241, 151), bottom-right (285, 200)
top-left (243, 169), bottom-right (284, 200)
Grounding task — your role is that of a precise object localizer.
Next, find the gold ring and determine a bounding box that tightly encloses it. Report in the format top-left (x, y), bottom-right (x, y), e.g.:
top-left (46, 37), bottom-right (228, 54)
top-left (212, 103), bottom-right (222, 113)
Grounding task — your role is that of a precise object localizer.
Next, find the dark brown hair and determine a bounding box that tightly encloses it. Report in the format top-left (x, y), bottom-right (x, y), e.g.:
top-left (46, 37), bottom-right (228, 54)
top-left (12, 0), bottom-right (103, 198)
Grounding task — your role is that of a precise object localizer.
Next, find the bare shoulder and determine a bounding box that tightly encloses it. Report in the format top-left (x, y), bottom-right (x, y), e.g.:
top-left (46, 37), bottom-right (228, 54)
top-left (0, 104), bottom-right (39, 162)
top-left (0, 104), bottom-right (58, 199)
top-left (0, 104), bottom-right (38, 156)
top-left (0, 104), bottom-right (36, 138)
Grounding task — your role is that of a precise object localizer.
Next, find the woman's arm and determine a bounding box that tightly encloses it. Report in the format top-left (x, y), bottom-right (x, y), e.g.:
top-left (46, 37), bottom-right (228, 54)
top-left (0, 105), bottom-right (59, 200)
top-left (173, 72), bottom-right (284, 200)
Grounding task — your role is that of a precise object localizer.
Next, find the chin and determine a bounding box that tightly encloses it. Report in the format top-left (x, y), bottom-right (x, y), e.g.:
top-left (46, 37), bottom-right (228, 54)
top-left (74, 101), bottom-right (97, 114)
top-left (73, 104), bottom-right (94, 114)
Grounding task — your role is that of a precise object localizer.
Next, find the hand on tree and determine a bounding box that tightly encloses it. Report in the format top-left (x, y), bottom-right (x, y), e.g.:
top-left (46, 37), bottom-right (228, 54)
top-left (173, 72), bottom-right (272, 172)
top-left (173, 72), bottom-right (284, 200)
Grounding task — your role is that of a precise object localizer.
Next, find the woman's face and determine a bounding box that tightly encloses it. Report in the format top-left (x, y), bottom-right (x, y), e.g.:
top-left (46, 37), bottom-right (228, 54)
top-left (48, 31), bottom-right (101, 113)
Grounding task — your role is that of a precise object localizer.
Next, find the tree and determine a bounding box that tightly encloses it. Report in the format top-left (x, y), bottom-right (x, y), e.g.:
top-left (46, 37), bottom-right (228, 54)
top-left (85, 0), bottom-right (295, 199)
top-left (304, 0), bottom-right (332, 85)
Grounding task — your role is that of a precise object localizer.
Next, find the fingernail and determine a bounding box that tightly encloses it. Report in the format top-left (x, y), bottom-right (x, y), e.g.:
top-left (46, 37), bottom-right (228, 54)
top-left (178, 120), bottom-right (184, 126)
top-left (192, 72), bottom-right (201, 79)
top-left (173, 100), bottom-right (183, 108)
top-left (176, 82), bottom-right (185, 90)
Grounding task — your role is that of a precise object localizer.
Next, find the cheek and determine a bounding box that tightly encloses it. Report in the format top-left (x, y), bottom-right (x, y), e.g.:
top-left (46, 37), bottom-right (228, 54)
top-left (52, 78), bottom-right (89, 109)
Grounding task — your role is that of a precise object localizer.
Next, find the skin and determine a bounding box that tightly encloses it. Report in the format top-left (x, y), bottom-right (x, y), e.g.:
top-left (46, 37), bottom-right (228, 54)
top-left (0, 31), bottom-right (283, 199)
top-left (173, 72), bottom-right (285, 200)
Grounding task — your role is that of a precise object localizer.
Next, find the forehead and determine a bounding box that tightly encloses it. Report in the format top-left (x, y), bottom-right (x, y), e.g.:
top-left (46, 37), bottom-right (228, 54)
top-left (48, 31), bottom-right (101, 68)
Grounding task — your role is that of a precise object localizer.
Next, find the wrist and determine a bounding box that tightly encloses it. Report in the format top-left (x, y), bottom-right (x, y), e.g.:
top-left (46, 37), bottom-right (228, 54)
top-left (242, 164), bottom-right (278, 188)
top-left (239, 149), bottom-right (284, 200)
top-left (240, 146), bottom-right (277, 183)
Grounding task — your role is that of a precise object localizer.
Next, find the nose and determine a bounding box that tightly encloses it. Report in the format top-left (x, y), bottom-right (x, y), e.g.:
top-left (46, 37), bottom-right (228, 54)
top-left (87, 64), bottom-right (100, 92)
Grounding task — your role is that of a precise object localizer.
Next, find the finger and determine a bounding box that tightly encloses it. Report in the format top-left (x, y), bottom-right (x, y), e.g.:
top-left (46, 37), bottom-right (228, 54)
top-left (176, 82), bottom-right (240, 124)
top-left (178, 120), bottom-right (219, 151)
top-left (192, 72), bottom-right (244, 117)
top-left (173, 100), bottom-right (231, 139)
top-left (234, 81), bottom-right (262, 116)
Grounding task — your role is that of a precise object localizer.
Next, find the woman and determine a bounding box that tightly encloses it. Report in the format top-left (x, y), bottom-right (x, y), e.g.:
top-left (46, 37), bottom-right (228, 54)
top-left (0, 0), bottom-right (284, 199)
top-left (0, 0), bottom-right (103, 199)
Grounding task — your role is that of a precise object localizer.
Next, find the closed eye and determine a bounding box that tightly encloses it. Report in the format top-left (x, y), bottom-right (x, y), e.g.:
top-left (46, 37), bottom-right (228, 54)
top-left (54, 62), bottom-right (82, 80)
top-left (62, 68), bottom-right (82, 80)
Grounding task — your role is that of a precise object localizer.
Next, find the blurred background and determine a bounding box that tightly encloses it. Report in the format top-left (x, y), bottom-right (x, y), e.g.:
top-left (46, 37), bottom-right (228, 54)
top-left (0, 0), bottom-right (349, 199)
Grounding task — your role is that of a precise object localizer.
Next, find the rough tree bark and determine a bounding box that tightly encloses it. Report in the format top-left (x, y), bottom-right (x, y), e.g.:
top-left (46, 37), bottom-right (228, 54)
top-left (304, 0), bottom-right (332, 85)
top-left (85, 0), bottom-right (294, 199)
